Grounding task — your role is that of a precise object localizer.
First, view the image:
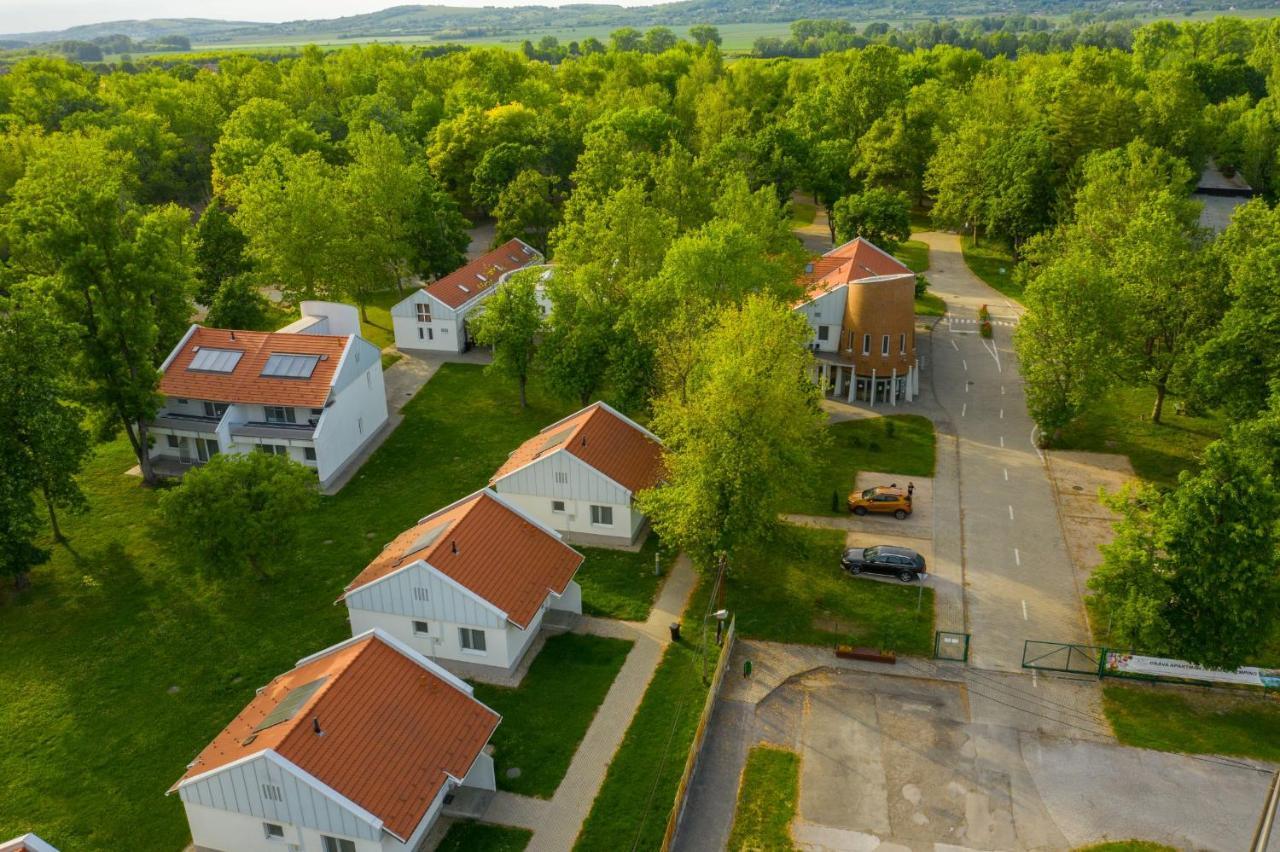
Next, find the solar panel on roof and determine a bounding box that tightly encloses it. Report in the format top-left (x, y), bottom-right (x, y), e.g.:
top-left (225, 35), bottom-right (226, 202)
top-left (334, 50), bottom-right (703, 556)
top-left (189, 347), bottom-right (244, 373)
top-left (252, 676), bottom-right (327, 733)
top-left (261, 353), bottom-right (320, 379)
top-left (537, 426), bottom-right (575, 456)
top-left (406, 521), bottom-right (449, 556)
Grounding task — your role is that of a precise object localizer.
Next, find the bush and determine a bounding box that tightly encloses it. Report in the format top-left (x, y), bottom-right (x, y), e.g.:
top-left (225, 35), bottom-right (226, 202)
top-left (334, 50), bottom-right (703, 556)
top-left (980, 320), bottom-right (993, 338)
top-left (978, 304), bottom-right (991, 321)
top-left (914, 273), bottom-right (929, 299)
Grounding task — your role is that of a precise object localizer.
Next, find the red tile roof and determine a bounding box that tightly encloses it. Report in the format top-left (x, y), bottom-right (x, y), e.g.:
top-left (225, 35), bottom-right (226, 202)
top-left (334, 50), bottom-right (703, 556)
top-left (491, 403), bottom-right (664, 495)
top-left (796, 237), bottom-right (914, 305)
top-left (173, 633), bottom-right (499, 841)
top-left (344, 491), bottom-right (582, 629)
top-left (424, 239), bottom-right (542, 310)
top-left (159, 326), bottom-right (349, 408)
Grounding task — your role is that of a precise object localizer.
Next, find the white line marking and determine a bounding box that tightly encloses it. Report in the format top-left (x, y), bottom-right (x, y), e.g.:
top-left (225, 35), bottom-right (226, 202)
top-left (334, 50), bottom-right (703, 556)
top-left (951, 339), bottom-right (959, 351)
top-left (965, 383), bottom-right (970, 393)
top-left (1021, 600), bottom-right (1028, 620)
top-left (999, 435), bottom-right (1005, 448)
top-left (999, 408), bottom-right (1004, 419)
top-left (1030, 425), bottom-right (1045, 463)
top-left (962, 359), bottom-right (968, 371)
top-left (1001, 385), bottom-right (1006, 395)
top-left (1014, 548), bottom-right (1021, 566)
top-left (1003, 468), bottom-right (1009, 481)
top-left (1032, 669), bottom-right (1038, 687)
top-left (961, 403), bottom-right (966, 417)
top-left (1008, 505), bottom-right (1015, 521)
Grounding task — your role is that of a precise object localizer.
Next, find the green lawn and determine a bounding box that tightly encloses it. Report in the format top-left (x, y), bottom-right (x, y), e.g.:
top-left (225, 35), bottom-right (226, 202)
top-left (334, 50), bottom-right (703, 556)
top-left (915, 290), bottom-right (947, 316)
top-left (381, 351), bottom-right (403, 370)
top-left (577, 534), bottom-right (670, 621)
top-left (894, 239), bottom-right (930, 273)
top-left (787, 415), bottom-right (936, 517)
top-left (0, 363), bottom-right (580, 848)
top-left (728, 745), bottom-right (800, 852)
top-left (961, 234), bottom-right (1023, 303)
top-left (437, 821), bottom-right (532, 852)
top-left (358, 287), bottom-right (405, 350)
top-left (574, 578), bottom-right (712, 852)
top-left (1053, 386), bottom-right (1224, 487)
top-left (1076, 843), bottom-right (1176, 852)
top-left (473, 632), bottom-right (632, 798)
top-left (1102, 683), bottom-right (1280, 763)
top-left (731, 525), bottom-right (934, 655)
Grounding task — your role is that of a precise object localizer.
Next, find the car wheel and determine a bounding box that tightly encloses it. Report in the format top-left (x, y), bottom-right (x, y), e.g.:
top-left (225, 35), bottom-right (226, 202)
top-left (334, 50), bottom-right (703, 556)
top-left (847, 564), bottom-right (862, 575)
top-left (898, 570), bottom-right (915, 583)
top-left (894, 509), bottom-right (907, 520)
top-left (853, 506), bottom-right (868, 516)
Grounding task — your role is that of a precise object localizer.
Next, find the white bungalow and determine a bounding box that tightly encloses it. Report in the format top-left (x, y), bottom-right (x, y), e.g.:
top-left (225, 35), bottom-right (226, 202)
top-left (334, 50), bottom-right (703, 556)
top-left (391, 239), bottom-right (543, 353)
top-left (489, 402), bottom-right (664, 548)
top-left (147, 302), bottom-right (388, 489)
top-left (341, 489), bottom-right (583, 675)
top-left (169, 630), bottom-right (499, 852)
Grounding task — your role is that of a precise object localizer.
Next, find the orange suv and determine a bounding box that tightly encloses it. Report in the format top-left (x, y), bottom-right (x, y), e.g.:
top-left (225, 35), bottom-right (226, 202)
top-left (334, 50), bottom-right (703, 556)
top-left (847, 485), bottom-right (913, 519)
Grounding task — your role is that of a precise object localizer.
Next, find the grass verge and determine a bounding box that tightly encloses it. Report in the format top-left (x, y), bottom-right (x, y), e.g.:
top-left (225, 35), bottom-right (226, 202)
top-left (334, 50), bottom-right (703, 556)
top-left (961, 234), bottom-right (1022, 302)
top-left (0, 363), bottom-right (578, 847)
top-left (733, 525), bottom-right (934, 655)
top-left (358, 287), bottom-right (405, 350)
top-left (894, 239), bottom-right (930, 274)
top-left (915, 290), bottom-right (947, 317)
top-left (473, 632), bottom-right (633, 798)
top-left (787, 415), bottom-right (936, 516)
top-left (1053, 386), bottom-right (1224, 487)
top-left (727, 745), bottom-right (800, 852)
top-left (1102, 682), bottom-right (1280, 763)
top-left (437, 821), bottom-right (532, 851)
top-left (577, 535), bottom-right (670, 621)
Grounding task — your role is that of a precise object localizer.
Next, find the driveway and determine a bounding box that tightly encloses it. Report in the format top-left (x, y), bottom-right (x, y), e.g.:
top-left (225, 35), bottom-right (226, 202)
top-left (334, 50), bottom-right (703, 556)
top-left (916, 231), bottom-right (1090, 672)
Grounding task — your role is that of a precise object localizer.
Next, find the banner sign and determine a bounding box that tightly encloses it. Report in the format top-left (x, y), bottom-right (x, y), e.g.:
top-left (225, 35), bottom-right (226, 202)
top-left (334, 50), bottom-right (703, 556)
top-left (1105, 652), bottom-right (1280, 688)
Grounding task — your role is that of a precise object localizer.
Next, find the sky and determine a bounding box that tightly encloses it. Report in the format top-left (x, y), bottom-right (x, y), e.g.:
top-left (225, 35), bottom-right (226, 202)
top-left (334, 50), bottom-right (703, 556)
top-left (0, 0), bottom-right (671, 36)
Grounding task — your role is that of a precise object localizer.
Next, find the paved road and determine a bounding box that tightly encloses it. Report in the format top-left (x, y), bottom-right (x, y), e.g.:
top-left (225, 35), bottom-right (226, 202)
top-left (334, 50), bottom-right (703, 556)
top-left (917, 231), bottom-right (1090, 671)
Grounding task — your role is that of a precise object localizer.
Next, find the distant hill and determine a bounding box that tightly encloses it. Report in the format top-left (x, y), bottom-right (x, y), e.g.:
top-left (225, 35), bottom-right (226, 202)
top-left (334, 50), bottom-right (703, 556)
top-left (3, 0), bottom-right (1271, 46)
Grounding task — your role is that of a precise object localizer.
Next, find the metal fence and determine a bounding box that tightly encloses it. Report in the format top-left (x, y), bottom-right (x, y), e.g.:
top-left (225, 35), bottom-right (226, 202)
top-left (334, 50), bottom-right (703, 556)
top-left (933, 630), bottom-right (970, 662)
top-left (1022, 640), bottom-right (1106, 676)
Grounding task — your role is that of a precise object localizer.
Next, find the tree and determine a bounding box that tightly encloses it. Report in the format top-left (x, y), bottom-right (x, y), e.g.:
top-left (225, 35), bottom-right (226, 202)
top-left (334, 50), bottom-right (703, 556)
top-left (643, 27), bottom-right (679, 54)
top-left (492, 169), bottom-right (558, 255)
top-left (538, 273), bottom-right (613, 407)
top-left (193, 203), bottom-right (251, 306)
top-left (158, 452), bottom-right (319, 579)
top-left (408, 171), bottom-right (471, 282)
top-left (831, 188), bottom-right (911, 251)
top-left (638, 295), bottom-right (828, 570)
top-left (1089, 419), bottom-right (1280, 670)
top-left (610, 28), bottom-right (643, 52)
top-left (0, 289), bottom-right (89, 582)
top-left (210, 97), bottom-right (324, 195)
top-left (689, 25), bottom-right (722, 48)
top-left (469, 270), bottom-right (544, 407)
top-left (206, 275), bottom-right (271, 331)
top-left (4, 134), bottom-right (193, 485)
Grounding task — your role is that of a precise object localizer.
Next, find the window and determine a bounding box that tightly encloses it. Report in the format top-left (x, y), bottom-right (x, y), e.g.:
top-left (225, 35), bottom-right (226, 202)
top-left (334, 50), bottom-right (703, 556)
top-left (176, 398), bottom-right (188, 404)
top-left (413, 620), bottom-right (430, 636)
top-left (304, 447), bottom-right (317, 461)
top-left (256, 444), bottom-right (287, 456)
top-left (203, 402), bottom-right (228, 418)
top-left (321, 837), bottom-right (357, 852)
top-left (817, 325), bottom-right (829, 342)
top-left (590, 505), bottom-right (613, 526)
top-left (261, 783), bottom-right (283, 802)
top-left (900, 333), bottom-right (907, 355)
top-left (311, 408), bottom-right (324, 416)
top-left (263, 823), bottom-right (285, 839)
top-left (552, 500), bottom-right (566, 513)
top-left (166, 434), bottom-right (180, 448)
top-left (459, 628), bottom-right (487, 653)
top-left (413, 586), bottom-right (429, 602)
top-left (881, 335), bottom-right (890, 356)
top-left (554, 471), bottom-right (569, 484)
top-left (415, 303), bottom-right (432, 323)
top-left (264, 406), bottom-right (296, 424)
top-left (862, 334), bottom-right (871, 356)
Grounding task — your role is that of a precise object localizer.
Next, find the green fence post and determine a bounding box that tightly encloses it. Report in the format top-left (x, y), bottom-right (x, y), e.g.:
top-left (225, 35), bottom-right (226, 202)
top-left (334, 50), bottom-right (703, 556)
top-left (1097, 647), bottom-right (1108, 679)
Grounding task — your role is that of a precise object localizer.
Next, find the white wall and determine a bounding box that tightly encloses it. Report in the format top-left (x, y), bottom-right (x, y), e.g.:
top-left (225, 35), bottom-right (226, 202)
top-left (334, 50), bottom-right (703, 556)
top-left (793, 287), bottom-right (846, 353)
top-left (313, 351), bottom-right (388, 485)
top-left (184, 801), bottom-right (385, 852)
top-left (391, 290), bottom-right (462, 353)
top-left (347, 605), bottom-right (543, 671)
top-left (496, 491), bottom-right (637, 545)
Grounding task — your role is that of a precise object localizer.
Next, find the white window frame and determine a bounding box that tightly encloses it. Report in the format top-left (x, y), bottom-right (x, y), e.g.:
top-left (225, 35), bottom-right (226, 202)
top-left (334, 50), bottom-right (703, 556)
top-left (321, 836), bottom-right (357, 852)
top-left (590, 505), bottom-right (613, 527)
top-left (412, 620), bottom-right (430, 636)
top-left (264, 406), bottom-right (295, 424)
top-left (263, 822), bottom-right (285, 840)
top-left (817, 325), bottom-right (829, 342)
top-left (552, 499), bottom-right (566, 513)
top-left (459, 627), bottom-right (487, 654)
top-left (166, 434), bottom-right (180, 448)
top-left (881, 335), bottom-right (890, 356)
top-left (415, 302), bottom-right (432, 323)
top-left (304, 446), bottom-right (317, 461)
top-left (899, 333), bottom-right (906, 355)
top-left (862, 334), bottom-right (871, 356)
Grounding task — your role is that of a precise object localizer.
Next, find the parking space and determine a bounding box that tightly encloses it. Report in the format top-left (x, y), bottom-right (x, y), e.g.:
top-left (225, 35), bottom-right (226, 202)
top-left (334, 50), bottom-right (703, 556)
top-left (850, 471), bottom-right (933, 539)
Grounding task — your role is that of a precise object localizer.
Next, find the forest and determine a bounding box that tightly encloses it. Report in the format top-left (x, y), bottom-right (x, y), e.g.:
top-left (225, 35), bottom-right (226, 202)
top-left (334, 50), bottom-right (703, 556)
top-left (2, 14), bottom-right (1280, 666)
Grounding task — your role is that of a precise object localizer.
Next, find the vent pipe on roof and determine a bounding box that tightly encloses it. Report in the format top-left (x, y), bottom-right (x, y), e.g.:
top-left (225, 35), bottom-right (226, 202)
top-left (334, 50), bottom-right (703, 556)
top-left (581, 436), bottom-right (587, 447)
top-left (312, 717), bottom-right (323, 736)
top-left (451, 541), bottom-right (458, 555)
top-left (230, 330), bottom-right (236, 340)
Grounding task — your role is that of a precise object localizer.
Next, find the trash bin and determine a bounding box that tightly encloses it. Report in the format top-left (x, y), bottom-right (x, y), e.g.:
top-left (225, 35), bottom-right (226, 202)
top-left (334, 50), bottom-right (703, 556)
top-left (669, 622), bottom-right (681, 642)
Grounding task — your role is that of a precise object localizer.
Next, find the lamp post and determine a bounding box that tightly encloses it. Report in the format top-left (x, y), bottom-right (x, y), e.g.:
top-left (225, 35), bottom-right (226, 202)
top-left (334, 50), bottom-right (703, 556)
top-left (702, 608), bottom-right (729, 683)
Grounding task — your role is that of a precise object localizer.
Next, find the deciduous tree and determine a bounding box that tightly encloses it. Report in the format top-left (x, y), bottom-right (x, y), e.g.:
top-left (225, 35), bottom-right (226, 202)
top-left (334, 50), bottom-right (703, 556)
top-left (469, 269), bottom-right (544, 407)
top-left (831, 188), bottom-right (911, 251)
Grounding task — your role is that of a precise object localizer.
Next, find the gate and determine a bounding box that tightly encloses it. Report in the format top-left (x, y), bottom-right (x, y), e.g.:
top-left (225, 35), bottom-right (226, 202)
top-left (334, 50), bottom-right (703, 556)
top-left (1021, 640), bottom-right (1106, 676)
top-left (933, 631), bottom-right (970, 662)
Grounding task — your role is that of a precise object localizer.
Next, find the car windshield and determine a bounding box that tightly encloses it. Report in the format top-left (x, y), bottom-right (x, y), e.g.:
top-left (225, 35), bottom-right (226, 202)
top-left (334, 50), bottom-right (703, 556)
top-left (863, 547), bottom-right (879, 559)
top-left (861, 488), bottom-right (876, 499)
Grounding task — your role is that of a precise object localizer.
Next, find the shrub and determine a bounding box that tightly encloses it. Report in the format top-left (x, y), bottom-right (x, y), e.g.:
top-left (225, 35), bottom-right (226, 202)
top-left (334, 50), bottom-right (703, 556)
top-left (980, 320), bottom-right (993, 338)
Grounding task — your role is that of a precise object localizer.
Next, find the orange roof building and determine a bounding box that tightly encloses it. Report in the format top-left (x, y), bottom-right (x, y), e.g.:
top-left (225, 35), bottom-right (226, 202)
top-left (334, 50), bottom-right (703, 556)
top-left (490, 402), bottom-right (663, 548)
top-left (341, 489), bottom-right (584, 677)
top-left (146, 301), bottom-right (389, 491)
top-left (793, 238), bottom-right (920, 406)
top-left (170, 631), bottom-right (499, 852)
top-left (390, 239), bottom-right (543, 354)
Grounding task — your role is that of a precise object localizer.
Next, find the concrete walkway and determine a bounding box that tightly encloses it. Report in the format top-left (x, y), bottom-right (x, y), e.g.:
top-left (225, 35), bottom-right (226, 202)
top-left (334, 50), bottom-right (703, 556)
top-left (437, 555), bottom-right (698, 850)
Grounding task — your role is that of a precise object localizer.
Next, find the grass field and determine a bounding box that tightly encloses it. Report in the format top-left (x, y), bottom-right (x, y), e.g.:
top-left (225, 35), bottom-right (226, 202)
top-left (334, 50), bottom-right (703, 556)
top-left (0, 363), bottom-right (584, 848)
top-left (577, 534), bottom-right (670, 621)
top-left (472, 632), bottom-right (633, 798)
top-left (438, 820), bottom-right (532, 851)
top-left (1052, 386), bottom-right (1224, 486)
top-left (731, 525), bottom-right (934, 655)
top-left (895, 239), bottom-right (930, 274)
top-left (358, 288), bottom-right (404, 350)
top-left (727, 746), bottom-right (800, 852)
top-left (1102, 682), bottom-right (1280, 764)
top-left (787, 415), bottom-right (937, 517)
top-left (961, 235), bottom-right (1023, 303)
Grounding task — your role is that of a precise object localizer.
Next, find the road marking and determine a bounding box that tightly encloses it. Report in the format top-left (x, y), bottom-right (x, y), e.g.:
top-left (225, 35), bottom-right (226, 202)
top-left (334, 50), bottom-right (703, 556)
top-left (999, 435), bottom-right (1005, 447)
top-left (1001, 385), bottom-right (1006, 395)
top-left (951, 339), bottom-right (959, 351)
top-left (963, 359), bottom-right (968, 371)
top-left (1030, 425), bottom-right (1045, 463)
top-left (1003, 468), bottom-right (1009, 481)
top-left (1008, 505), bottom-right (1015, 521)
top-left (961, 403), bottom-right (966, 417)
top-left (999, 408), bottom-right (1004, 419)
top-left (1032, 669), bottom-right (1038, 688)
top-left (1014, 548), bottom-right (1021, 565)
top-left (1021, 599), bottom-right (1028, 620)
